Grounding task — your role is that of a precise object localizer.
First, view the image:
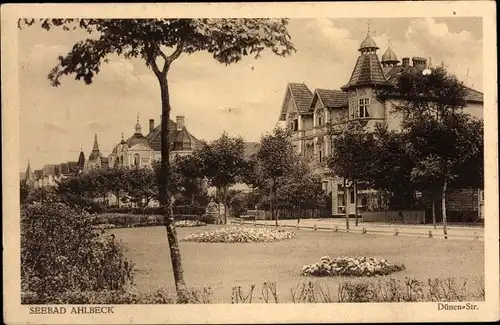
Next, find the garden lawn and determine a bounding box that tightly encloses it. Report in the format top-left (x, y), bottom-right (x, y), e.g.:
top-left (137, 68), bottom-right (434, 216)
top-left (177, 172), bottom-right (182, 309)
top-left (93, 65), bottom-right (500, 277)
top-left (110, 225), bottom-right (484, 303)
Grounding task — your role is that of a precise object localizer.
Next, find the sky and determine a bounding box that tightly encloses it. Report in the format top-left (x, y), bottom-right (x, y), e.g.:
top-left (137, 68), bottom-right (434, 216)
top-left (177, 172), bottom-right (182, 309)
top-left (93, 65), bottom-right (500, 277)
top-left (18, 17), bottom-right (483, 171)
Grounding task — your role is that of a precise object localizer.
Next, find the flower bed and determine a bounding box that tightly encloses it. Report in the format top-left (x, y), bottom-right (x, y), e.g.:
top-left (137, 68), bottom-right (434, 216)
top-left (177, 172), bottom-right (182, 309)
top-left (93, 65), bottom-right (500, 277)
top-left (301, 256), bottom-right (405, 277)
top-left (182, 227), bottom-right (297, 243)
top-left (174, 220), bottom-right (207, 227)
top-left (92, 224), bottom-right (117, 230)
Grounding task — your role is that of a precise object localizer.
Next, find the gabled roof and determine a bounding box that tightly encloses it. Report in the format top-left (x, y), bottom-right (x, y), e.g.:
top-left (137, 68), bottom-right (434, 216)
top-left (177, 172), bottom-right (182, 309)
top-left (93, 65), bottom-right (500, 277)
top-left (464, 87), bottom-right (483, 103)
top-left (67, 161), bottom-right (78, 172)
top-left (60, 162), bottom-right (70, 175)
top-left (288, 83), bottom-right (314, 113)
top-left (314, 89), bottom-right (348, 108)
top-left (342, 53), bottom-right (392, 90)
top-left (42, 164), bottom-right (56, 176)
top-left (278, 83), bottom-right (314, 121)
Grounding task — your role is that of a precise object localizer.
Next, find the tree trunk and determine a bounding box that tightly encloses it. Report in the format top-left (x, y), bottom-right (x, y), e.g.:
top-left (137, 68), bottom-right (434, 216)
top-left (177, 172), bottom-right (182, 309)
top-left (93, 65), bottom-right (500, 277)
top-left (442, 179), bottom-right (448, 239)
top-left (274, 183), bottom-right (279, 227)
top-left (354, 180), bottom-right (359, 227)
top-left (297, 203), bottom-right (301, 225)
top-left (432, 199), bottom-right (436, 229)
top-left (269, 181), bottom-right (273, 223)
top-left (116, 190), bottom-right (120, 208)
top-left (343, 178), bottom-right (349, 230)
top-left (158, 76), bottom-right (186, 301)
top-left (223, 184), bottom-right (229, 224)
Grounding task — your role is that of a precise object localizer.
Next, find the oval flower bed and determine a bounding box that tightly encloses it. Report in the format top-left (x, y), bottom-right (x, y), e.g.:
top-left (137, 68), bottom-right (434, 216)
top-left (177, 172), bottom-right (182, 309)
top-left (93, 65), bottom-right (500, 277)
top-left (301, 256), bottom-right (405, 277)
top-left (182, 227), bottom-right (297, 243)
top-left (174, 220), bottom-right (206, 227)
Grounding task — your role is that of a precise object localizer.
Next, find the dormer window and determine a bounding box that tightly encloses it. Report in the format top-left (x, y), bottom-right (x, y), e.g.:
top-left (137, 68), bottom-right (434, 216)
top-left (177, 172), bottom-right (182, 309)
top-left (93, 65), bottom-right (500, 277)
top-left (358, 98), bottom-right (370, 118)
top-left (318, 116), bottom-right (323, 126)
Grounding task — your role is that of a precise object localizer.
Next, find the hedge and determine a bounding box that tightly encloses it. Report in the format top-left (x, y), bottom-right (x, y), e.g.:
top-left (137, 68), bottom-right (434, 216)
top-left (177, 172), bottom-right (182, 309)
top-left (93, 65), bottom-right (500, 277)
top-left (105, 205), bottom-right (206, 216)
top-left (92, 213), bottom-right (217, 228)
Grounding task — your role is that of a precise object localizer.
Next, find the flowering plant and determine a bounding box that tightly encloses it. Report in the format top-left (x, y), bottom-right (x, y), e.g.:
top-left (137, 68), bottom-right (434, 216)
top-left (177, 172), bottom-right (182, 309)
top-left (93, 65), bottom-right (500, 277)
top-left (301, 256), bottom-right (405, 277)
top-left (182, 227), bottom-right (297, 243)
top-left (174, 220), bottom-right (207, 227)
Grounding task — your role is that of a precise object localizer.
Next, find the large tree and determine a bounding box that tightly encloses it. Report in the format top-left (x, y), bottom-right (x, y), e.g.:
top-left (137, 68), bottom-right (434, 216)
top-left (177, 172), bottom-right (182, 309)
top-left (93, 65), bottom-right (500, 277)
top-left (256, 127), bottom-right (298, 226)
top-left (392, 66), bottom-right (482, 238)
top-left (198, 133), bottom-right (247, 224)
top-left (20, 18), bottom-right (295, 299)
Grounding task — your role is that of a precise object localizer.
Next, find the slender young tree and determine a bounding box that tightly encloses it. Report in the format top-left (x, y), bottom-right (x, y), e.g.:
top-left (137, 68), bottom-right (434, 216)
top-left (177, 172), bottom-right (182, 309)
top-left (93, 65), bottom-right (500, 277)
top-left (257, 127), bottom-right (298, 226)
top-left (327, 119), bottom-right (376, 229)
top-left (198, 133), bottom-right (247, 224)
top-left (19, 18), bottom-right (295, 299)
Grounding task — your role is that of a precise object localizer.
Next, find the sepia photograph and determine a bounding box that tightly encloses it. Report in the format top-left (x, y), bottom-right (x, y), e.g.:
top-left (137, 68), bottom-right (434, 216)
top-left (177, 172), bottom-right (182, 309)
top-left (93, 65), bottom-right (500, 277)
top-left (2, 2), bottom-right (499, 324)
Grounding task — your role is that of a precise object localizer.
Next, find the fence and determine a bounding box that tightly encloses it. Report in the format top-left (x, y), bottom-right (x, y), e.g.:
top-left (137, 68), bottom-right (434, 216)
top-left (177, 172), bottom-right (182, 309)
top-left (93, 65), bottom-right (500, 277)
top-left (362, 210), bottom-right (426, 224)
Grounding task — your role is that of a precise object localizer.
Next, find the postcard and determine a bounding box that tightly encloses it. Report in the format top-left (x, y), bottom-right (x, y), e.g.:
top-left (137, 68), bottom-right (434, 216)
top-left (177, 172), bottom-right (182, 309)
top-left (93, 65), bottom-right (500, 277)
top-left (2, 1), bottom-right (499, 324)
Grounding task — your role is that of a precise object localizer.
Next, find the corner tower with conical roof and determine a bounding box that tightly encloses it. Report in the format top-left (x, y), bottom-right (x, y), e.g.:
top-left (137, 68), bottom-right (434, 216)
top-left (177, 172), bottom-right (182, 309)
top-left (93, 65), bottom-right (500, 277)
top-left (341, 27), bottom-right (392, 122)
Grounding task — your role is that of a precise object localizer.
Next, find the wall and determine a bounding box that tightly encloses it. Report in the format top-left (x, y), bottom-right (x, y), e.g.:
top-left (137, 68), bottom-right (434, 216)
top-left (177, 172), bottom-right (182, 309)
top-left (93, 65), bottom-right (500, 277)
top-left (302, 115), bottom-right (313, 130)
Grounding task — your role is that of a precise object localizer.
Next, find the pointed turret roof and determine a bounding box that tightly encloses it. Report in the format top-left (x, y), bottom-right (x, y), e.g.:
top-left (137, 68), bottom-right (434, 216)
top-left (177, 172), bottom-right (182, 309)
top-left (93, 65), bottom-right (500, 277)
top-left (92, 134), bottom-right (99, 151)
top-left (381, 46), bottom-right (398, 63)
top-left (89, 134), bottom-right (101, 160)
top-left (25, 160), bottom-right (32, 177)
top-left (77, 148), bottom-right (86, 169)
top-left (341, 53), bottom-right (391, 90)
top-left (135, 111), bottom-right (142, 135)
top-left (359, 35), bottom-right (379, 52)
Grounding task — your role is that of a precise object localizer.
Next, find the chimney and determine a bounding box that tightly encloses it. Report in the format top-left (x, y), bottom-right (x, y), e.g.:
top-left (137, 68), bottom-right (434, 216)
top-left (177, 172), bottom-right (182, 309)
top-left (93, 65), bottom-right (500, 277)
top-left (402, 57), bottom-right (410, 67)
top-left (176, 116), bottom-right (185, 131)
top-left (412, 57), bottom-right (427, 68)
top-left (149, 119), bottom-right (154, 133)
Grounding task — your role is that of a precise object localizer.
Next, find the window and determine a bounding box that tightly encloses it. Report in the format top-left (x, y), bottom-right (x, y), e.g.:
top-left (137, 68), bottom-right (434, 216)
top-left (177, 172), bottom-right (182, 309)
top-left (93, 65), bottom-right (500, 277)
top-left (319, 151), bottom-right (323, 163)
top-left (293, 119), bottom-right (299, 131)
top-left (358, 98), bottom-right (370, 118)
top-left (318, 116), bottom-right (323, 126)
top-left (134, 153), bottom-right (140, 166)
top-left (350, 190), bottom-right (355, 204)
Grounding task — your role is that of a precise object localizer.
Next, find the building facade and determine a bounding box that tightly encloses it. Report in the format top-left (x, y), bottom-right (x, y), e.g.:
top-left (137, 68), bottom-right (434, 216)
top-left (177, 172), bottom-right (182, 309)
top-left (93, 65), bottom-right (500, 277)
top-left (278, 32), bottom-right (484, 218)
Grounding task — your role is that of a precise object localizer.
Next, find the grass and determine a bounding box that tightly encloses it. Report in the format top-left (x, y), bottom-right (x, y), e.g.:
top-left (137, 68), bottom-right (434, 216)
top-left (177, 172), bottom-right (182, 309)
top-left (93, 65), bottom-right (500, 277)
top-left (110, 224), bottom-right (484, 303)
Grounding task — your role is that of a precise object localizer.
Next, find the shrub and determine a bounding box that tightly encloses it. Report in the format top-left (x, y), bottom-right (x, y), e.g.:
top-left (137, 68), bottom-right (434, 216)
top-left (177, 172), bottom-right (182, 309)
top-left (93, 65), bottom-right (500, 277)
top-left (301, 256), bottom-right (405, 277)
top-left (21, 286), bottom-right (212, 304)
top-left (182, 227), bottom-right (297, 243)
top-left (199, 214), bottom-right (217, 224)
top-left (21, 200), bottom-right (135, 304)
top-left (173, 205), bottom-right (206, 216)
top-left (92, 213), bottom-right (164, 228)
